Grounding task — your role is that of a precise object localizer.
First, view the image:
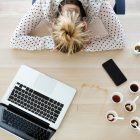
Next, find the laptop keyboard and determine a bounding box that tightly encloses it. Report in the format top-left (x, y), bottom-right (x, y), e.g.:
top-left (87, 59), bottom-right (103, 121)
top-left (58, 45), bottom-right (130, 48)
top-left (8, 82), bottom-right (64, 123)
top-left (2, 109), bottom-right (49, 140)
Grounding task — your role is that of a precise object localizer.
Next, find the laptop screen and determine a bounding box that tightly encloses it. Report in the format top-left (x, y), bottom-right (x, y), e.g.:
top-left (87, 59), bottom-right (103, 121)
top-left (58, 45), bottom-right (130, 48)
top-left (0, 104), bottom-right (51, 140)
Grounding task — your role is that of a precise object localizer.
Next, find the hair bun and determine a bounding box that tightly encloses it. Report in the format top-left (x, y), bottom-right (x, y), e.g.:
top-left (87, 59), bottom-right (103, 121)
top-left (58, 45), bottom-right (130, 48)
top-left (52, 11), bottom-right (90, 54)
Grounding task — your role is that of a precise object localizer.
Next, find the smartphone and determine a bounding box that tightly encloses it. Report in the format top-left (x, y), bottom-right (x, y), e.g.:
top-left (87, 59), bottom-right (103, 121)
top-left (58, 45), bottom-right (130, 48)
top-left (102, 59), bottom-right (127, 86)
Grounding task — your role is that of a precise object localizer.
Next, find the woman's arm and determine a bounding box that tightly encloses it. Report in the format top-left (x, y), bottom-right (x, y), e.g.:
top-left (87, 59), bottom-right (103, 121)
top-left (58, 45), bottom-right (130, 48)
top-left (85, 0), bottom-right (126, 52)
top-left (10, 0), bottom-right (55, 50)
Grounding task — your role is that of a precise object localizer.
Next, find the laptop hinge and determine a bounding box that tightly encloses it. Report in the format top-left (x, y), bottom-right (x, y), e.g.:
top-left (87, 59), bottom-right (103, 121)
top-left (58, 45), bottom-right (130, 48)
top-left (8, 104), bottom-right (49, 129)
top-left (0, 103), bottom-right (7, 107)
top-left (46, 127), bottom-right (56, 140)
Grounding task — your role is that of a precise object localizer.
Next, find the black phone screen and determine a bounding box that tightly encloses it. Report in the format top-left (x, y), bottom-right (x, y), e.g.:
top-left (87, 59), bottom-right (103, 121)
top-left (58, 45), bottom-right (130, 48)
top-left (102, 59), bottom-right (127, 86)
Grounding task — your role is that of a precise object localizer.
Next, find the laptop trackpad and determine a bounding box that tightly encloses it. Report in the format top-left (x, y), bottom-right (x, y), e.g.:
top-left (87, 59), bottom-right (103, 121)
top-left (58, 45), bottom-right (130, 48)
top-left (33, 74), bottom-right (57, 95)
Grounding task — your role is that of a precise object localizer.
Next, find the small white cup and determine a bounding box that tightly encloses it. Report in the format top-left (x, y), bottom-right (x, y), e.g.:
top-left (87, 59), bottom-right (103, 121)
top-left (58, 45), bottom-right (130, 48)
top-left (129, 81), bottom-right (140, 94)
top-left (106, 110), bottom-right (124, 123)
top-left (133, 43), bottom-right (140, 55)
top-left (130, 117), bottom-right (140, 131)
top-left (124, 101), bottom-right (136, 113)
top-left (111, 92), bottom-right (123, 103)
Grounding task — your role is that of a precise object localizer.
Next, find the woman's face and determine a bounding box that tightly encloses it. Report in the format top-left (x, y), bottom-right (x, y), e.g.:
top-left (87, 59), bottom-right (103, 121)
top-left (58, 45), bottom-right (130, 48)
top-left (61, 4), bottom-right (80, 14)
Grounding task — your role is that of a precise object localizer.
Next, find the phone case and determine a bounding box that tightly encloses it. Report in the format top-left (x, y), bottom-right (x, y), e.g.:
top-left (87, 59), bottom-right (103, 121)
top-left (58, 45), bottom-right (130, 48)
top-left (102, 59), bottom-right (127, 86)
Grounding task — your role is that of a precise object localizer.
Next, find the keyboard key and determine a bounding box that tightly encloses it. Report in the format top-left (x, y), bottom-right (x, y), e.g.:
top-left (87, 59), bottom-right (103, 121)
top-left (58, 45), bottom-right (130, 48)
top-left (49, 99), bottom-right (54, 103)
top-left (28, 89), bottom-right (33, 93)
top-left (60, 104), bottom-right (64, 108)
top-left (54, 110), bottom-right (60, 115)
top-left (57, 102), bottom-right (60, 106)
top-left (48, 102), bottom-right (51, 106)
top-left (15, 86), bottom-right (21, 91)
top-left (51, 108), bottom-right (54, 112)
top-left (57, 107), bottom-right (62, 111)
top-left (54, 113), bottom-right (59, 118)
top-left (47, 106), bottom-right (51, 110)
top-left (51, 104), bottom-right (54, 108)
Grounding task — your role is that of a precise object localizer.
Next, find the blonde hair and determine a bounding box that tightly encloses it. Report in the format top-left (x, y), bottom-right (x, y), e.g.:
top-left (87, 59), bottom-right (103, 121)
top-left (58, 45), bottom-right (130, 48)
top-left (52, 11), bottom-right (90, 54)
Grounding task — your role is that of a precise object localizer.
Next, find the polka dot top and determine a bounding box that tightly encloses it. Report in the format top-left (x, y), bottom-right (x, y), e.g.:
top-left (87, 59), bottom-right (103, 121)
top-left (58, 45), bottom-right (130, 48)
top-left (10, 0), bottom-right (126, 52)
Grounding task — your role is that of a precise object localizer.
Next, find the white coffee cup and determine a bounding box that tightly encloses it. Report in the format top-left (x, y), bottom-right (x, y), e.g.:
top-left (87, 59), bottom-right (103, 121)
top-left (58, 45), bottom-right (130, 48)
top-left (124, 96), bottom-right (139, 113)
top-left (106, 110), bottom-right (124, 123)
top-left (133, 43), bottom-right (140, 55)
top-left (129, 81), bottom-right (140, 94)
top-left (124, 101), bottom-right (136, 113)
top-left (111, 92), bottom-right (123, 103)
top-left (130, 117), bottom-right (140, 131)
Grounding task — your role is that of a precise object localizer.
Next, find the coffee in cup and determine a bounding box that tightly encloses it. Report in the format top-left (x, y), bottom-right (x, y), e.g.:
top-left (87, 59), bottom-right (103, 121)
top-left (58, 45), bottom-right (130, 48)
top-left (133, 43), bottom-right (140, 55)
top-left (129, 81), bottom-right (140, 94)
top-left (111, 92), bottom-right (123, 103)
top-left (130, 117), bottom-right (140, 131)
top-left (124, 101), bottom-right (136, 112)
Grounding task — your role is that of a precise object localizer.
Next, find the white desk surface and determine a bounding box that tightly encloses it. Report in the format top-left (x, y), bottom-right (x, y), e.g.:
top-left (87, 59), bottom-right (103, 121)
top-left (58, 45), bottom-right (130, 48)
top-left (0, 0), bottom-right (140, 140)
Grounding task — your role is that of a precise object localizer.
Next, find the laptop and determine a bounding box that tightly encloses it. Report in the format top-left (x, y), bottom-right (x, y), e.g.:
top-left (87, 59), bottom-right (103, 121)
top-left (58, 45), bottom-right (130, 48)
top-left (0, 65), bottom-right (76, 140)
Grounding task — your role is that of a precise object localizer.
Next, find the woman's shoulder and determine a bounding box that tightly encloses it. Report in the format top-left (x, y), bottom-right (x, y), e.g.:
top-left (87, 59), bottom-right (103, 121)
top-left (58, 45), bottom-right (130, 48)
top-left (85, 0), bottom-right (104, 22)
top-left (40, 0), bottom-right (60, 9)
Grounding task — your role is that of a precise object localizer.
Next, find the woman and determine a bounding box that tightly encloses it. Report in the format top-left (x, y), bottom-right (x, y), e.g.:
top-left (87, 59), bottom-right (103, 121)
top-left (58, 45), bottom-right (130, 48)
top-left (10, 0), bottom-right (126, 54)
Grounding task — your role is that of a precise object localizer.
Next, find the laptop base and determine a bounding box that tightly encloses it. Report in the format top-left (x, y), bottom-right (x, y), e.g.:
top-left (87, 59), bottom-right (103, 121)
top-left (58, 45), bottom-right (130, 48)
top-left (0, 103), bottom-right (56, 140)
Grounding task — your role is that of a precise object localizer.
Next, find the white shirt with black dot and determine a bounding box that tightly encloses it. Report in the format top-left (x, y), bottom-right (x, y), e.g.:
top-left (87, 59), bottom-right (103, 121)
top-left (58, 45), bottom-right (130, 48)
top-left (10, 0), bottom-right (126, 52)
